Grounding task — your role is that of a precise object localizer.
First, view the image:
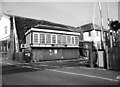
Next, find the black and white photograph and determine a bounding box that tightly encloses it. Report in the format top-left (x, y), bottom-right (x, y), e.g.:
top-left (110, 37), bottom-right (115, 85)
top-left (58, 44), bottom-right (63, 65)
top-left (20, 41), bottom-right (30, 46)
top-left (0, 0), bottom-right (120, 86)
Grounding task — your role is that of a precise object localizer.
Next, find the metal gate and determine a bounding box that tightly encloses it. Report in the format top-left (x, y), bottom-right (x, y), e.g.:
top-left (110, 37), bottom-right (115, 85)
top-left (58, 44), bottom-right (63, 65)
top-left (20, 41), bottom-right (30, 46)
top-left (79, 41), bottom-right (95, 67)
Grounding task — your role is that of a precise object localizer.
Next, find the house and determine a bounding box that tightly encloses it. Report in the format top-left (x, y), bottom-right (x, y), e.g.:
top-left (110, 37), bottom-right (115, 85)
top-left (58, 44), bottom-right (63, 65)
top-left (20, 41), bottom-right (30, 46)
top-left (25, 24), bottom-right (80, 62)
top-left (0, 15), bottom-right (11, 59)
top-left (80, 23), bottom-right (109, 49)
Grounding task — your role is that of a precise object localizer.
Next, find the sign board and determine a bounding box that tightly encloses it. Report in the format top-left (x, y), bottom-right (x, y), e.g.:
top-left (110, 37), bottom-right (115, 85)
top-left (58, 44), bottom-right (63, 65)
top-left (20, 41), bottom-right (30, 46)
top-left (21, 44), bottom-right (27, 49)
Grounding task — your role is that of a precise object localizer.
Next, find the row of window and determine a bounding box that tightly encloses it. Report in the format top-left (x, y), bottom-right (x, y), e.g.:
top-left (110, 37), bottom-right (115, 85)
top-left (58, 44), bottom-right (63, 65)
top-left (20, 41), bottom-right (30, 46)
top-left (0, 45), bottom-right (8, 52)
top-left (88, 31), bottom-right (107, 37)
top-left (33, 32), bottom-right (79, 45)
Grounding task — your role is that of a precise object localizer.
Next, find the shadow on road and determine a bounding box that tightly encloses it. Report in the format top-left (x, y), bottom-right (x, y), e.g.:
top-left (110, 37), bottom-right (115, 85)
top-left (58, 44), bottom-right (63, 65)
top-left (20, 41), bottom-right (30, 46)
top-left (2, 65), bottom-right (39, 75)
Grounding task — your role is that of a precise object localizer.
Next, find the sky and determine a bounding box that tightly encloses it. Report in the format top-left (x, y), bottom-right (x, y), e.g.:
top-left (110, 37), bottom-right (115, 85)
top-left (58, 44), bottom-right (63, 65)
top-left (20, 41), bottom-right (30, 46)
top-left (1, 1), bottom-right (118, 29)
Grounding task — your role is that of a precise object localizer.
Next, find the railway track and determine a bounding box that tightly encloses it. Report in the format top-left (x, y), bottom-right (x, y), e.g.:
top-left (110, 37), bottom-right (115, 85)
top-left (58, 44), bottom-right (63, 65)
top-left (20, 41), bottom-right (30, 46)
top-left (13, 58), bottom-right (89, 70)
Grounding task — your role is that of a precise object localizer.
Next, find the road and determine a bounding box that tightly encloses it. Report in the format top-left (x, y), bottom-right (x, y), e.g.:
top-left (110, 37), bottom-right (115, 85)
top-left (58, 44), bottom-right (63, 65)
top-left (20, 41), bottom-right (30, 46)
top-left (1, 60), bottom-right (120, 86)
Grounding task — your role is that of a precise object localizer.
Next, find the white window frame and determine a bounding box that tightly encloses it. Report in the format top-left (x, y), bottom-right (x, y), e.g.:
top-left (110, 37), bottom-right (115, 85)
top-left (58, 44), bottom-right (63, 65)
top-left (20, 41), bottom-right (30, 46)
top-left (33, 32), bottom-right (39, 43)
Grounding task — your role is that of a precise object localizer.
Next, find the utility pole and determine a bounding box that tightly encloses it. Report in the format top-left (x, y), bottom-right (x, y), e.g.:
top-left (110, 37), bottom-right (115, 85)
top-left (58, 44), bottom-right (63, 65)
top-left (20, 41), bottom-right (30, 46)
top-left (98, 1), bottom-right (104, 50)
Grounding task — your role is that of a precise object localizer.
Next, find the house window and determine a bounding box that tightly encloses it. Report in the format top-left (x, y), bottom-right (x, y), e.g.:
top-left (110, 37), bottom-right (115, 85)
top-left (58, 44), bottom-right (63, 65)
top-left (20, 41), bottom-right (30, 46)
top-left (71, 36), bottom-right (75, 44)
top-left (57, 34), bottom-right (62, 44)
top-left (96, 31), bottom-right (99, 36)
top-left (62, 35), bottom-right (67, 44)
top-left (75, 36), bottom-right (79, 45)
top-left (33, 33), bottom-right (39, 43)
top-left (40, 33), bottom-right (45, 44)
top-left (4, 26), bottom-right (7, 35)
top-left (67, 35), bottom-right (71, 44)
top-left (89, 31), bottom-right (91, 36)
top-left (52, 34), bottom-right (57, 44)
top-left (46, 33), bottom-right (51, 44)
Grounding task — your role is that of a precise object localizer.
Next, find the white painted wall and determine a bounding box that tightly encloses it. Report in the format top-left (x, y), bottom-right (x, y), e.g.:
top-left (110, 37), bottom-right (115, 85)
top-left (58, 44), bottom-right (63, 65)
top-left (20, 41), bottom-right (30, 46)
top-left (83, 30), bottom-right (101, 42)
top-left (83, 32), bottom-right (92, 41)
top-left (83, 30), bottom-right (102, 49)
top-left (0, 15), bottom-right (10, 41)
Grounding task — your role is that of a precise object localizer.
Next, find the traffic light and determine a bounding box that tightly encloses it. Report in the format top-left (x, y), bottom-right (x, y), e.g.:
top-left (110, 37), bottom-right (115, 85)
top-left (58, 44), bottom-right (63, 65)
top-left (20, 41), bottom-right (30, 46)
top-left (110, 20), bottom-right (120, 31)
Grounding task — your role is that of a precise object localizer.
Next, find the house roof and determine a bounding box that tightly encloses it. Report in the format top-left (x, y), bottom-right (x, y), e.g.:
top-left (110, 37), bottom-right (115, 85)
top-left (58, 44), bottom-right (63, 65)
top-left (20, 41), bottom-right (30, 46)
top-left (80, 23), bottom-right (108, 32)
top-left (33, 24), bottom-right (76, 32)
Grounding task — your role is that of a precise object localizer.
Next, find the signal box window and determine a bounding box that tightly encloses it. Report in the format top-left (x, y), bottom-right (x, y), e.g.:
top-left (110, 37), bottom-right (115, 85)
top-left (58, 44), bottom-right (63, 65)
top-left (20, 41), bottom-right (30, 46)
top-left (57, 34), bottom-right (62, 44)
top-left (40, 33), bottom-right (45, 44)
top-left (67, 35), bottom-right (71, 44)
top-left (46, 33), bottom-right (51, 44)
top-left (71, 36), bottom-right (75, 44)
top-left (52, 34), bottom-right (57, 44)
top-left (33, 33), bottom-right (39, 43)
top-left (62, 35), bottom-right (66, 44)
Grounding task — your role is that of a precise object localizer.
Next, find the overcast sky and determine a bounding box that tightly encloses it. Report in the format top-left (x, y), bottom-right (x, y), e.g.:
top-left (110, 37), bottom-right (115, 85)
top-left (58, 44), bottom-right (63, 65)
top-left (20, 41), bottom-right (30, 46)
top-left (2, 1), bottom-right (118, 29)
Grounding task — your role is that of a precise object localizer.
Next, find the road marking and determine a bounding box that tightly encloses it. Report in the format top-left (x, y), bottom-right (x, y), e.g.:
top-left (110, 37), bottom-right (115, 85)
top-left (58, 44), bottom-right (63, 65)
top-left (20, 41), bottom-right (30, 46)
top-left (80, 67), bottom-right (94, 69)
top-left (80, 67), bottom-right (106, 71)
top-left (16, 62), bottom-right (30, 65)
top-left (48, 69), bottom-right (118, 82)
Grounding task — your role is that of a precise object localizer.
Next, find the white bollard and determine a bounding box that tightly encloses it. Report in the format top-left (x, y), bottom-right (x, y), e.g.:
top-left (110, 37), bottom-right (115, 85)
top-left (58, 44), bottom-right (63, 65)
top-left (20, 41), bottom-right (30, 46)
top-left (116, 76), bottom-right (120, 86)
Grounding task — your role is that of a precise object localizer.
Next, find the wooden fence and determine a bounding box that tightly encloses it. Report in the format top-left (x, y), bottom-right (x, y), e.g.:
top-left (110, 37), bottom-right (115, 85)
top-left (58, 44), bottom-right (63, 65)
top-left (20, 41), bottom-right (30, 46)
top-left (108, 47), bottom-right (120, 71)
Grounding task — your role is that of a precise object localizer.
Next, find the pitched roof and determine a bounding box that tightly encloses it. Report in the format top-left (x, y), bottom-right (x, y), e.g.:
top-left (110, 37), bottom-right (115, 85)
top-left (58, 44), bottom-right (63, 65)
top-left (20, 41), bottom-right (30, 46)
top-left (33, 24), bottom-right (76, 32)
top-left (80, 23), bottom-right (108, 32)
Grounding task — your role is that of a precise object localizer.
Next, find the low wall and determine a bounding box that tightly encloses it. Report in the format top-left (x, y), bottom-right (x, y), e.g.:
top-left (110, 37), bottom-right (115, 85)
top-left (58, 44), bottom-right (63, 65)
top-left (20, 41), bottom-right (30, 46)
top-left (13, 52), bottom-right (24, 63)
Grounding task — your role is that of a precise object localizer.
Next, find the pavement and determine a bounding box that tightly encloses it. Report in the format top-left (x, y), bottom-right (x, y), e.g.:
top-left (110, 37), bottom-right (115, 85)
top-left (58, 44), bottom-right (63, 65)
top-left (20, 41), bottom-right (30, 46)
top-left (0, 58), bottom-right (120, 86)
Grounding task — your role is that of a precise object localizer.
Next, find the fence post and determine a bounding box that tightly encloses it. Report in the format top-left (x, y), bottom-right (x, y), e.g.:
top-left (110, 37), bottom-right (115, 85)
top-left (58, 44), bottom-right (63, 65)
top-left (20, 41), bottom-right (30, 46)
top-left (89, 42), bottom-right (93, 68)
top-left (106, 46), bottom-right (109, 69)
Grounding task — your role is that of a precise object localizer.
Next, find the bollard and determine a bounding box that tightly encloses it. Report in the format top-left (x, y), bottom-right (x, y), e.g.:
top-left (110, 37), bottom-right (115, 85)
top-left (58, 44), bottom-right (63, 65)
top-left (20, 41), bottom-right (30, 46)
top-left (116, 76), bottom-right (120, 86)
